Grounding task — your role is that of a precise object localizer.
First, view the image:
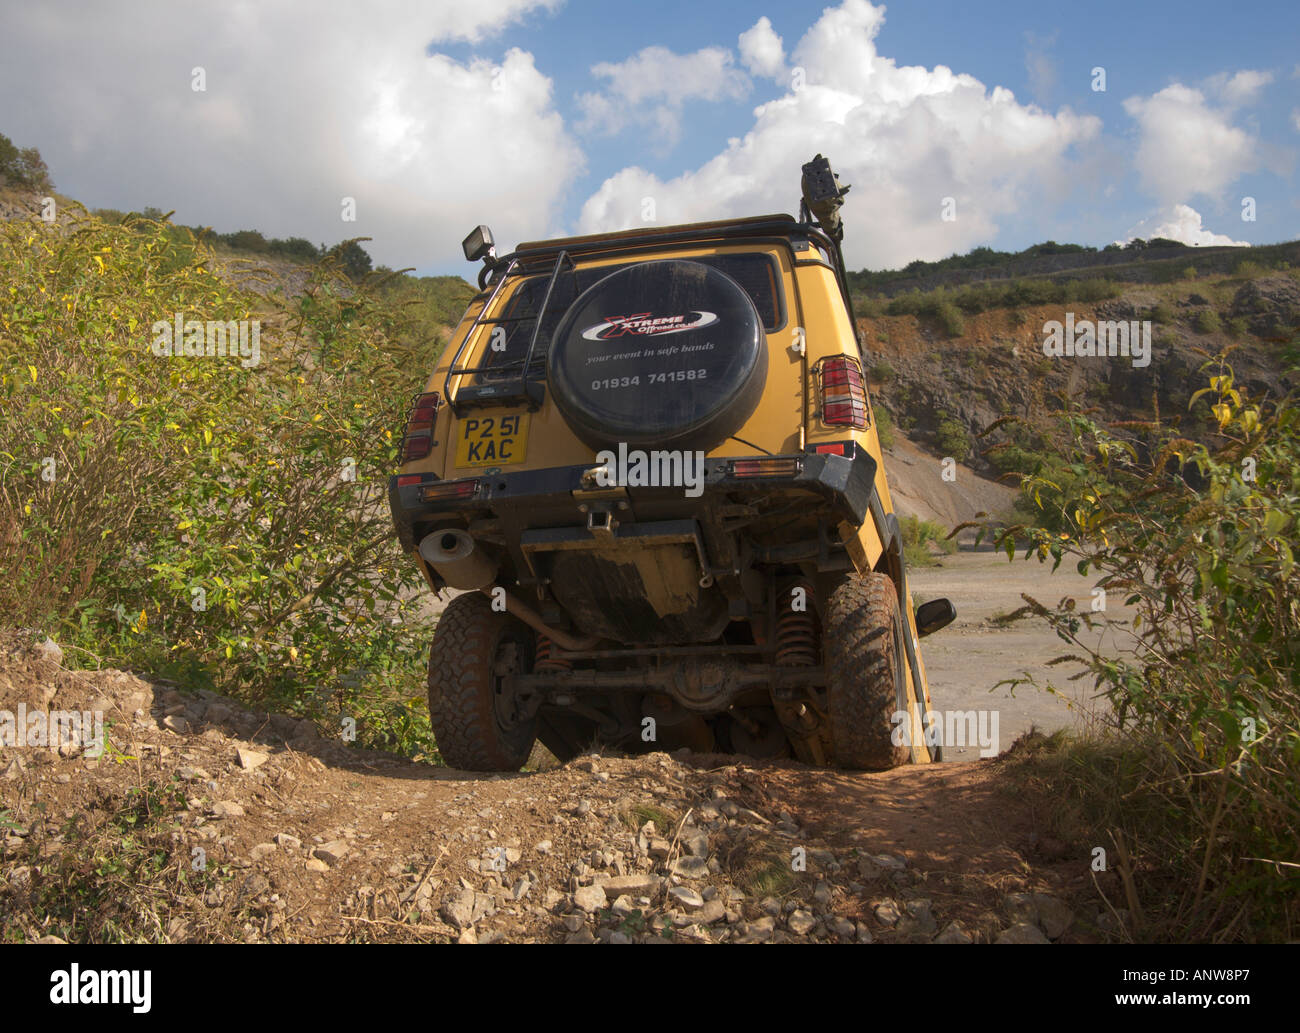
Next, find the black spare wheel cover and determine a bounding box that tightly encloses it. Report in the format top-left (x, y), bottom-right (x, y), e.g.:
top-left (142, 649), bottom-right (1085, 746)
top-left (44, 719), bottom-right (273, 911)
top-left (546, 260), bottom-right (767, 451)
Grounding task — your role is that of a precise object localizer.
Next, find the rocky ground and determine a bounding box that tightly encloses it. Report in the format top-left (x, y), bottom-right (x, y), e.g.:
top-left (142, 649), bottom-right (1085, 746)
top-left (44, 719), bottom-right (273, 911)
top-left (0, 635), bottom-right (1124, 944)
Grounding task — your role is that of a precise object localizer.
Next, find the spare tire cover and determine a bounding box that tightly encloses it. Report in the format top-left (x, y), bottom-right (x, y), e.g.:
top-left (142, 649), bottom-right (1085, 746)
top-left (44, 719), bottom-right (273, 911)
top-left (546, 260), bottom-right (767, 451)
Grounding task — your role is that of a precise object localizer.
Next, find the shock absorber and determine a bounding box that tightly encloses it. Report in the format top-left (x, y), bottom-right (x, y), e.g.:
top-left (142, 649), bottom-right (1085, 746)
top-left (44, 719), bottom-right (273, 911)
top-left (534, 634), bottom-right (573, 673)
top-left (774, 577), bottom-right (817, 667)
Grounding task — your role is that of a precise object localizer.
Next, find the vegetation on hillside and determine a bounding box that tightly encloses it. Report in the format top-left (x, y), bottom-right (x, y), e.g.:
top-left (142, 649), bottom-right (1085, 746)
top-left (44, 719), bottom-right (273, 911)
top-left (0, 204), bottom-right (450, 758)
top-left (871, 404), bottom-right (895, 449)
top-left (94, 208), bottom-right (365, 282)
top-left (856, 275), bottom-right (1121, 323)
top-left (850, 236), bottom-right (1298, 312)
top-left (980, 354), bottom-right (1300, 941)
top-left (934, 410), bottom-right (973, 464)
top-left (900, 514), bottom-right (956, 568)
top-left (0, 133), bottom-right (53, 193)
top-left (850, 240), bottom-right (1111, 293)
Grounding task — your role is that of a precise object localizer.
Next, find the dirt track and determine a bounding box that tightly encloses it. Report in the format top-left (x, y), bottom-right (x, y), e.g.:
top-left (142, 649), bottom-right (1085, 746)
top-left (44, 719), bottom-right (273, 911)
top-left (911, 549), bottom-right (1128, 759)
top-left (0, 444), bottom-right (1131, 943)
top-left (0, 634), bottom-right (1115, 944)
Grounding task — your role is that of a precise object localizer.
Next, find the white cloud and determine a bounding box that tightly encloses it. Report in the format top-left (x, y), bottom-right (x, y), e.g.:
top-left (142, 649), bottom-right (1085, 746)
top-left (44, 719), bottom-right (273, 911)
top-left (0, 1), bottom-right (580, 268)
top-left (1215, 68), bottom-right (1273, 106)
top-left (577, 0), bottom-right (1101, 270)
top-left (739, 17), bottom-right (787, 80)
top-left (1122, 204), bottom-right (1248, 247)
top-left (1292, 108), bottom-right (1300, 133)
top-left (576, 46), bottom-right (750, 147)
top-left (1122, 84), bottom-right (1258, 204)
top-left (423, 0), bottom-right (564, 42)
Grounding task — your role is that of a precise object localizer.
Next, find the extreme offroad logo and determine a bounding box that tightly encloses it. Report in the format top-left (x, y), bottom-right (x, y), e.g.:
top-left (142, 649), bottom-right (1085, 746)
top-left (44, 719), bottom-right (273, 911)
top-left (581, 311), bottom-right (718, 340)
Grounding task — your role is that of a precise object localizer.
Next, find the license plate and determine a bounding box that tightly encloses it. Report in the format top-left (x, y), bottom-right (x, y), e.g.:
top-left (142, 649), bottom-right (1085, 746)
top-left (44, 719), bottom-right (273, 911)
top-left (454, 412), bottom-right (529, 467)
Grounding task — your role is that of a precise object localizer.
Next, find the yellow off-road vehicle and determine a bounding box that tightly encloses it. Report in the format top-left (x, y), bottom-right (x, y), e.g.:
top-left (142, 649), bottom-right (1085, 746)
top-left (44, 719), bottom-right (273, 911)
top-left (389, 155), bottom-right (955, 771)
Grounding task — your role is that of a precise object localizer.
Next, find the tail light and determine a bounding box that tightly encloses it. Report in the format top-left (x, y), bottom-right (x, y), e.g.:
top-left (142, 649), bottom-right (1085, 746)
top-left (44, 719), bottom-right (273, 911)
top-left (816, 356), bottom-right (867, 428)
top-left (732, 457), bottom-right (802, 478)
top-left (401, 391), bottom-right (440, 462)
top-left (422, 478), bottom-right (480, 503)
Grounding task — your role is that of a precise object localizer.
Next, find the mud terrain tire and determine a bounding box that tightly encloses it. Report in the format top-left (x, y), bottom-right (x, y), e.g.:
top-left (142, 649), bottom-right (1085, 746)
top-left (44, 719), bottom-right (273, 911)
top-left (427, 593), bottom-right (536, 771)
top-left (825, 572), bottom-right (912, 770)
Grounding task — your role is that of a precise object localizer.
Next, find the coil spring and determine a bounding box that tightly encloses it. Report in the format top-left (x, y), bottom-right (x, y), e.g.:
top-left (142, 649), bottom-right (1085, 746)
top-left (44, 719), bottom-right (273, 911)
top-left (774, 578), bottom-right (817, 667)
top-left (534, 634), bottom-right (572, 673)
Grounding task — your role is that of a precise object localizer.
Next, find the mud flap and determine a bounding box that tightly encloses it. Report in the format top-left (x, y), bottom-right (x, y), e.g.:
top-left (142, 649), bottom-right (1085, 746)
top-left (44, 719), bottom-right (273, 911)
top-left (868, 495), bottom-right (942, 762)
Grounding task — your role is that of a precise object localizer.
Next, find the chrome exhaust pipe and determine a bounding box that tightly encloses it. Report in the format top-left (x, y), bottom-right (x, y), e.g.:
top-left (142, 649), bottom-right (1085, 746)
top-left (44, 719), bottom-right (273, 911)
top-left (418, 529), bottom-right (498, 590)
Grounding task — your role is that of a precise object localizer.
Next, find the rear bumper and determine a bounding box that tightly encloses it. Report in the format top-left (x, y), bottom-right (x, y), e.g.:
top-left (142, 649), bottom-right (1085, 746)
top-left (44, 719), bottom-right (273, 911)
top-left (388, 444), bottom-right (878, 551)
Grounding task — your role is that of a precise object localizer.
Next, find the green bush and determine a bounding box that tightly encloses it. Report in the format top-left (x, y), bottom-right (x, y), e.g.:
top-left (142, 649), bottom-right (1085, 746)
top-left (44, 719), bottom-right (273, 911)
top-left (209, 228), bottom-right (323, 262)
top-left (855, 295), bottom-right (884, 318)
top-left (1009, 453), bottom-right (1094, 531)
top-left (885, 291), bottom-right (923, 317)
top-left (270, 237), bottom-right (319, 261)
top-left (900, 514), bottom-right (955, 567)
top-left (222, 229), bottom-right (268, 252)
top-left (1004, 278), bottom-right (1061, 307)
top-left (869, 359), bottom-right (895, 383)
top-left (0, 133), bottom-right (53, 192)
top-left (872, 405), bottom-right (895, 449)
top-left (934, 412), bottom-right (972, 462)
top-left (328, 239), bottom-right (373, 282)
top-left (880, 278), bottom-right (1108, 320)
top-left (989, 443), bottom-right (1042, 476)
top-left (375, 274), bottom-right (475, 347)
top-left (935, 300), bottom-right (965, 338)
top-left (0, 205), bottom-right (440, 758)
top-left (1149, 302), bottom-right (1175, 325)
top-left (1194, 309), bottom-right (1222, 334)
top-left (989, 361), bottom-right (1300, 940)
top-left (1065, 278), bottom-right (1121, 304)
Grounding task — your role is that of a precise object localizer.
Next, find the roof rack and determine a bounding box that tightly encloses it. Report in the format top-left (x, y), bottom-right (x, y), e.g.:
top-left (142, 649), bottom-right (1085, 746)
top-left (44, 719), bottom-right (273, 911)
top-left (453, 206), bottom-right (863, 399)
top-left (483, 215), bottom-right (819, 290)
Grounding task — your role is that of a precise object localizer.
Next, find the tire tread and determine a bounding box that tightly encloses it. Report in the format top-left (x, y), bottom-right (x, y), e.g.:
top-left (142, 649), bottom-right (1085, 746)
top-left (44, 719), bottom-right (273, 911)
top-left (824, 572), bottom-right (911, 770)
top-left (427, 593), bottom-right (533, 771)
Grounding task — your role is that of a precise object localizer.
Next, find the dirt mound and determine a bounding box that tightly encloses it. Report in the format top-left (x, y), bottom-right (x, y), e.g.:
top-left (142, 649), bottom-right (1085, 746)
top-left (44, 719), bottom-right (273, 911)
top-left (1, 636), bottom-right (1107, 944)
top-left (882, 437), bottom-right (1017, 535)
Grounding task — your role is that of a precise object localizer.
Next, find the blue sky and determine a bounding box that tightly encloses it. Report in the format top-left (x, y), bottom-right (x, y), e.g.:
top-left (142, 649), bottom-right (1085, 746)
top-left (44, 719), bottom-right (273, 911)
top-left (2, 0), bottom-right (1296, 275)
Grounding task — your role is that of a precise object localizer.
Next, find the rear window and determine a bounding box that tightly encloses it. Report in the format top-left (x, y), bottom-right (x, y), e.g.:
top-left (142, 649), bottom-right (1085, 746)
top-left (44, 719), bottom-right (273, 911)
top-left (478, 252), bottom-right (784, 378)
